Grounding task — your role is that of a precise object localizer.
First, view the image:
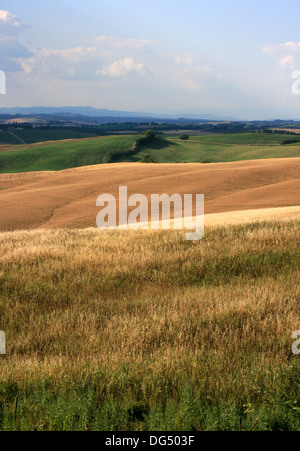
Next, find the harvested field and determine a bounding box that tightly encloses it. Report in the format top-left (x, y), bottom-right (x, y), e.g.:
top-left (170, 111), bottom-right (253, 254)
top-left (0, 158), bottom-right (299, 231)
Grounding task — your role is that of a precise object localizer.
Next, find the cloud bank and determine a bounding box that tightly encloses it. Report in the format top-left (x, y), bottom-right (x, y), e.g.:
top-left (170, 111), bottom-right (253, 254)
top-left (263, 42), bottom-right (300, 69)
top-left (0, 10), bottom-right (32, 71)
top-left (1, 9), bottom-right (281, 115)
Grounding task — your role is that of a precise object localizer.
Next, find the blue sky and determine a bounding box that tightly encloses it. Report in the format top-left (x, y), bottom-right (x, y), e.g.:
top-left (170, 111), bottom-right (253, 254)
top-left (1, 0), bottom-right (300, 118)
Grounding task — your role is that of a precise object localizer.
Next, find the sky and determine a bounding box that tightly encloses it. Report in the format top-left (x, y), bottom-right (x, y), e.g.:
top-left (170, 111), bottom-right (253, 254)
top-left (1, 0), bottom-right (300, 119)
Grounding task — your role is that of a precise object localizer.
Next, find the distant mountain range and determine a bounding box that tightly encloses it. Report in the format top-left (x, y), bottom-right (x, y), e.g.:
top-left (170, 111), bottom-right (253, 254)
top-left (0, 106), bottom-right (151, 118)
top-left (1, 106), bottom-right (300, 122)
top-left (0, 106), bottom-right (238, 121)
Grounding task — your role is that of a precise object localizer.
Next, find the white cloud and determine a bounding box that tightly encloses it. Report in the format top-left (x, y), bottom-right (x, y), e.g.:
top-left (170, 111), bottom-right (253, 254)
top-left (151, 62), bottom-right (213, 92)
top-left (101, 57), bottom-right (147, 78)
top-left (0, 10), bottom-right (26, 37)
top-left (95, 35), bottom-right (156, 50)
top-left (0, 10), bottom-right (31, 72)
top-left (18, 36), bottom-right (153, 81)
top-left (263, 42), bottom-right (300, 69)
top-left (2, 15), bottom-right (226, 110)
top-left (279, 55), bottom-right (295, 68)
top-left (19, 46), bottom-right (111, 80)
top-left (175, 54), bottom-right (197, 65)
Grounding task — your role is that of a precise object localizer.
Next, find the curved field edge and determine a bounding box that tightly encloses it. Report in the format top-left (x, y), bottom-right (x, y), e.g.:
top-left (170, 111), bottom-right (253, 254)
top-left (0, 158), bottom-right (299, 232)
top-left (1, 134), bottom-right (300, 173)
top-left (0, 220), bottom-right (299, 431)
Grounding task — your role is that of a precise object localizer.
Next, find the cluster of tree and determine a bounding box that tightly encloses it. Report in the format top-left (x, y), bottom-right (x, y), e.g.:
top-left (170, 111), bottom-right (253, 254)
top-left (104, 131), bottom-right (158, 163)
top-left (263, 129), bottom-right (298, 135)
top-left (179, 134), bottom-right (190, 141)
top-left (281, 138), bottom-right (300, 145)
top-left (133, 130), bottom-right (157, 150)
top-left (140, 154), bottom-right (156, 163)
top-left (102, 148), bottom-right (134, 164)
top-left (0, 123), bottom-right (34, 130)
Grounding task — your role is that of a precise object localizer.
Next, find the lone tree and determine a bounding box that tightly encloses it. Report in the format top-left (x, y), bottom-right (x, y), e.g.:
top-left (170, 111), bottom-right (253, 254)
top-left (140, 130), bottom-right (156, 139)
top-left (140, 154), bottom-right (156, 163)
top-left (179, 134), bottom-right (190, 141)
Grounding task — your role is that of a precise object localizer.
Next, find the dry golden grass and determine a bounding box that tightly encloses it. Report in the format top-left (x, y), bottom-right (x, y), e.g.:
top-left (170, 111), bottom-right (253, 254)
top-left (205, 206), bottom-right (300, 227)
top-left (0, 220), bottom-right (299, 430)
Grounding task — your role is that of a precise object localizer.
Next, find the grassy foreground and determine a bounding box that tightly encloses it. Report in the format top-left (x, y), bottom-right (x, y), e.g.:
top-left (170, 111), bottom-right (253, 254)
top-left (0, 221), bottom-right (299, 431)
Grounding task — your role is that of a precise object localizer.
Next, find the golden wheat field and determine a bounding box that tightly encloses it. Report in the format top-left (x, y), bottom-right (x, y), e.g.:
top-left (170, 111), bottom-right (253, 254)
top-left (2, 0), bottom-right (300, 434)
top-left (0, 158), bottom-right (299, 231)
top-left (0, 157), bottom-right (299, 430)
top-left (0, 219), bottom-right (299, 430)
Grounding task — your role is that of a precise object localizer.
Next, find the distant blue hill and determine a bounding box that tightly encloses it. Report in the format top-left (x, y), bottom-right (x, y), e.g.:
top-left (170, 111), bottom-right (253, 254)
top-left (1, 106), bottom-right (300, 121)
top-left (0, 106), bottom-right (153, 118)
top-left (0, 106), bottom-right (237, 121)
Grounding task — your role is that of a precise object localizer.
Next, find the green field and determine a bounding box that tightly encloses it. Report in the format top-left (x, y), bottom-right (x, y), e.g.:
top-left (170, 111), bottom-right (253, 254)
top-left (0, 128), bottom-right (99, 145)
top-left (1, 133), bottom-right (300, 173)
top-left (185, 133), bottom-right (294, 145)
top-left (0, 136), bottom-right (136, 172)
top-left (0, 132), bottom-right (24, 146)
top-left (138, 135), bottom-right (300, 164)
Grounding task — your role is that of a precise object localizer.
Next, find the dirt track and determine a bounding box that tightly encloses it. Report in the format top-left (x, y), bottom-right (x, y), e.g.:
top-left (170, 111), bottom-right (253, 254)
top-left (0, 158), bottom-right (299, 231)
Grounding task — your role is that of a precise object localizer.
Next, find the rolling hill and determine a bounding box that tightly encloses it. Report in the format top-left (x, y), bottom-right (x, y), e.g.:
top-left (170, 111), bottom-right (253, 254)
top-left (0, 158), bottom-right (299, 231)
top-left (0, 132), bottom-right (299, 431)
top-left (1, 133), bottom-right (300, 173)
